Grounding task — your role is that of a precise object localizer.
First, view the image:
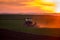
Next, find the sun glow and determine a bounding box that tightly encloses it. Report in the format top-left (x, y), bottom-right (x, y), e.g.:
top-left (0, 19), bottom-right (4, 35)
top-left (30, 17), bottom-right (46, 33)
top-left (25, 0), bottom-right (55, 13)
top-left (28, 0), bottom-right (60, 13)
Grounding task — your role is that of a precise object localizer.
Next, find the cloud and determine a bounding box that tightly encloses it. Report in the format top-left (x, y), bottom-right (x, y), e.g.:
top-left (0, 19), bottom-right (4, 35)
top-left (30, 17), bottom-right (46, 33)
top-left (0, 1), bottom-right (27, 6)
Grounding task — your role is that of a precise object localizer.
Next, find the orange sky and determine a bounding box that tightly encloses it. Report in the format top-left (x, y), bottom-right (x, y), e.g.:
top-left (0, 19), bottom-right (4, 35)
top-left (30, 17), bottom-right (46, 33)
top-left (0, 4), bottom-right (45, 14)
top-left (0, 0), bottom-right (56, 14)
top-left (0, 0), bottom-right (44, 14)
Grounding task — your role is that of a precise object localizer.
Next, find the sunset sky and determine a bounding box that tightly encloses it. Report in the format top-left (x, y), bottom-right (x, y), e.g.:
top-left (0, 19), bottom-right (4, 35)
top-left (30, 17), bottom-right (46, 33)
top-left (0, 0), bottom-right (60, 14)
